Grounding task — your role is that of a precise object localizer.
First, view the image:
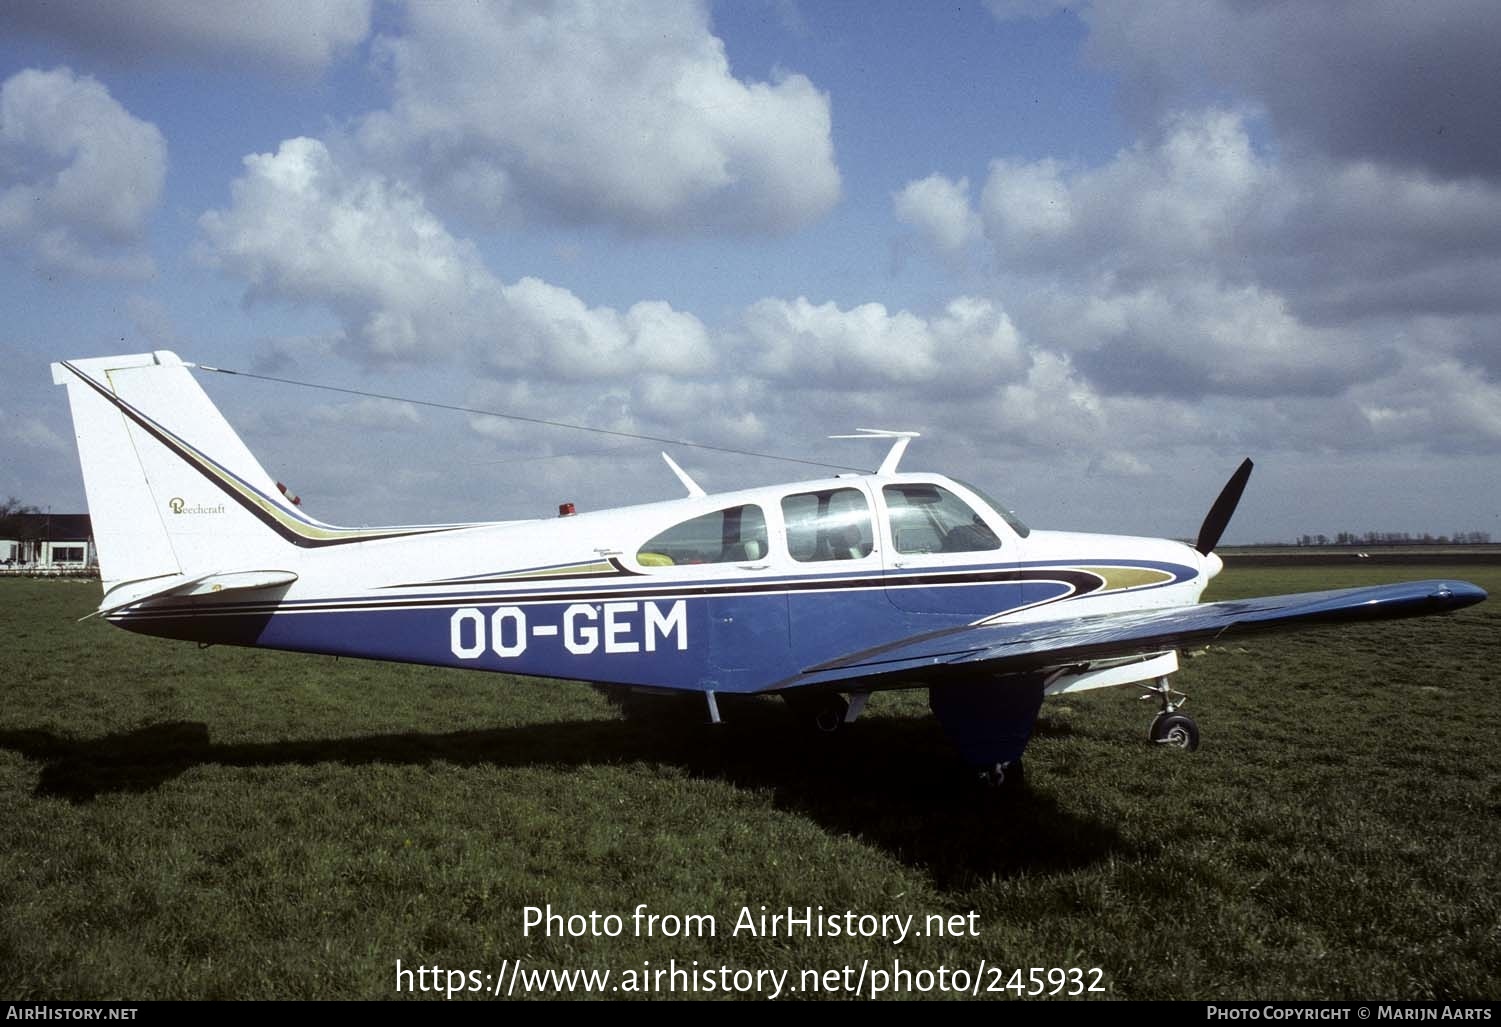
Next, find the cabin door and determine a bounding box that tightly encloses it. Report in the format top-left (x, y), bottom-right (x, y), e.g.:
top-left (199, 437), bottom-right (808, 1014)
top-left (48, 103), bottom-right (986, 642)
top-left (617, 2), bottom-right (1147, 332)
top-left (879, 481), bottom-right (1028, 618)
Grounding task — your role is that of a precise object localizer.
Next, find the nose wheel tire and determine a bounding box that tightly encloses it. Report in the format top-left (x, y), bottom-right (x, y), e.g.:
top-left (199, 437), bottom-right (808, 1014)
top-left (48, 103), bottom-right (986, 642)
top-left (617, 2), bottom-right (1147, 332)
top-left (1149, 711), bottom-right (1200, 751)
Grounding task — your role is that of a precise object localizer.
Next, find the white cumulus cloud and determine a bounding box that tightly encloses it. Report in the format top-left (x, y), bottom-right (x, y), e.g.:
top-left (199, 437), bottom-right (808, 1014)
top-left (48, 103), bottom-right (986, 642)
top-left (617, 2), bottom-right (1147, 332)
top-left (492, 278), bottom-right (715, 380)
top-left (893, 174), bottom-right (982, 256)
top-left (0, 67), bottom-right (165, 278)
top-left (890, 110), bottom-right (1501, 414)
top-left (199, 136), bottom-right (714, 378)
top-left (357, 0), bottom-right (840, 233)
top-left (980, 110), bottom-right (1265, 277)
top-left (744, 295), bottom-right (1025, 392)
top-left (199, 136), bottom-right (494, 361)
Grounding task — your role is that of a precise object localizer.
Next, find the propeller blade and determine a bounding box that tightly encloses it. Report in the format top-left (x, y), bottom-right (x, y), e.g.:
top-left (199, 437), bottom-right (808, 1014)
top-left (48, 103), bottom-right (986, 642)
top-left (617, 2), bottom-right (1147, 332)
top-left (1195, 458), bottom-right (1254, 555)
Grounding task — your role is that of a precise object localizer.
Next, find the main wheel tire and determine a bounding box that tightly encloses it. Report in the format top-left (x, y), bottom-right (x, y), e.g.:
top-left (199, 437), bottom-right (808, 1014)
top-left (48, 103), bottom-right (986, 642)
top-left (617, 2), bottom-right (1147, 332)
top-left (783, 691), bottom-right (849, 733)
top-left (1149, 712), bottom-right (1200, 751)
top-left (812, 701), bottom-right (847, 734)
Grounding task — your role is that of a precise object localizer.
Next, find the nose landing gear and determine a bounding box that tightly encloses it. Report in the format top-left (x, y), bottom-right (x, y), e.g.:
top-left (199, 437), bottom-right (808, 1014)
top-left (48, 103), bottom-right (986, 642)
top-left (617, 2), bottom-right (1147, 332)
top-left (1142, 676), bottom-right (1200, 751)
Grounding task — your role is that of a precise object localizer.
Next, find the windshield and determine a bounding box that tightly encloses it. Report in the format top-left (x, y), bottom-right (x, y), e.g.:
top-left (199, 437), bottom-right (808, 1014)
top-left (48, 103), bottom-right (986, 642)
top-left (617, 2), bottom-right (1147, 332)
top-left (953, 479), bottom-right (1031, 538)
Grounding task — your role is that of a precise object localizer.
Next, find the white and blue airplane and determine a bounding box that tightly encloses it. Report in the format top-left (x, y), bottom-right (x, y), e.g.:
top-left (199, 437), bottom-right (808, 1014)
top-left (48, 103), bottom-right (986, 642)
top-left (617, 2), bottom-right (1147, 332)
top-left (53, 351), bottom-right (1487, 785)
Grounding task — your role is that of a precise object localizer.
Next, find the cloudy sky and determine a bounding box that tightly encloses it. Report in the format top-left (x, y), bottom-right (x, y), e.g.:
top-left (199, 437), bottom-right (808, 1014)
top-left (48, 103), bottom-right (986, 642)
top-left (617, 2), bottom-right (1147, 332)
top-left (2, 0), bottom-right (1498, 543)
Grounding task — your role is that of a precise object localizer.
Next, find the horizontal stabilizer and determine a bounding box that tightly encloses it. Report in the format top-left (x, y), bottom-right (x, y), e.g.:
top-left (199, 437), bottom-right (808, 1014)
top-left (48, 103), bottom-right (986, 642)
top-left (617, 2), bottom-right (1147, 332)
top-left (95, 569), bottom-right (298, 616)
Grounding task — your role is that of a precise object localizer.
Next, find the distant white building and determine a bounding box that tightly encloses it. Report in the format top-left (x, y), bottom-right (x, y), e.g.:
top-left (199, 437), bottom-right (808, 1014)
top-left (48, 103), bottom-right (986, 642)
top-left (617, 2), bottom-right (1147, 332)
top-left (0, 513), bottom-right (96, 573)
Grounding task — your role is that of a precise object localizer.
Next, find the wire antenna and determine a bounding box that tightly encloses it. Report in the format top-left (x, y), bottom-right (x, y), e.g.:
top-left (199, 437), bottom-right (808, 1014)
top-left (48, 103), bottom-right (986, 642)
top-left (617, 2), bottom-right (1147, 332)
top-left (194, 365), bottom-right (864, 473)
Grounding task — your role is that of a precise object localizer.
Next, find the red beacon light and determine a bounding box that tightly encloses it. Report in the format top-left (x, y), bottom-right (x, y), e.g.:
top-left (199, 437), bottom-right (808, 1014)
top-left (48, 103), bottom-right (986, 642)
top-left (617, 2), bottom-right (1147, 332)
top-left (558, 502), bottom-right (576, 517)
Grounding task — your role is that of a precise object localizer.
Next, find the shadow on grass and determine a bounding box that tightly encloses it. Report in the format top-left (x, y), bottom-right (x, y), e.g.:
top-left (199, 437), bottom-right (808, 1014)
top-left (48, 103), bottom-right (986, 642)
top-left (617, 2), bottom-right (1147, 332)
top-left (0, 698), bottom-right (1131, 887)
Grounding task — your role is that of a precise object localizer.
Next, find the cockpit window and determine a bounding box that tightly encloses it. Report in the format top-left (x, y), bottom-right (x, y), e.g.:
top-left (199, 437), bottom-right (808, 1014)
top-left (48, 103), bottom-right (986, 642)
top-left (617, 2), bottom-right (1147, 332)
top-left (884, 483), bottom-right (1002, 554)
top-left (636, 504), bottom-right (768, 566)
top-left (952, 478), bottom-right (1030, 538)
top-left (782, 487), bottom-right (873, 562)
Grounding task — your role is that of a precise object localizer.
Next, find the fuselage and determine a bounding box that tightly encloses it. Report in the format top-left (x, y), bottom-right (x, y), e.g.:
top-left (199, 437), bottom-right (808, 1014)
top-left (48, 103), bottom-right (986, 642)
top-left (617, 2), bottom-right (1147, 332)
top-left (108, 470), bottom-right (1212, 694)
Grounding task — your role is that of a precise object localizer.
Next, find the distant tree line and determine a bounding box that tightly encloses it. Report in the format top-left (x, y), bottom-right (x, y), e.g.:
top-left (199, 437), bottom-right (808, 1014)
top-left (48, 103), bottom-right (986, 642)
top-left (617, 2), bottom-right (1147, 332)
top-left (1295, 531), bottom-right (1492, 546)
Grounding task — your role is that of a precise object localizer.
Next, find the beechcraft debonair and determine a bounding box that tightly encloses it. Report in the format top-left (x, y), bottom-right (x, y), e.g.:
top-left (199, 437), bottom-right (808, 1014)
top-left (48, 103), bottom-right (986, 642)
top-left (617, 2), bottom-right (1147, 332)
top-left (53, 351), bottom-right (1487, 785)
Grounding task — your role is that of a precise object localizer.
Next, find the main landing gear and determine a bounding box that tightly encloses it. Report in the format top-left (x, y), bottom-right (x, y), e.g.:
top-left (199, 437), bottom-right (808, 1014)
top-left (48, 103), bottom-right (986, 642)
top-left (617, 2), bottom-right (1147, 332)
top-left (1142, 675), bottom-right (1200, 751)
top-left (929, 675), bottom-right (1046, 792)
top-left (978, 759), bottom-right (1024, 790)
top-left (782, 689), bottom-right (852, 733)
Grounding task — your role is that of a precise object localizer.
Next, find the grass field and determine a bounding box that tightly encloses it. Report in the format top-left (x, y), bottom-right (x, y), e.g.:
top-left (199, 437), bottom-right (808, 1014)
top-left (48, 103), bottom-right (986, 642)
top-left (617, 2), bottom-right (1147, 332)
top-left (1, 566), bottom-right (1497, 1001)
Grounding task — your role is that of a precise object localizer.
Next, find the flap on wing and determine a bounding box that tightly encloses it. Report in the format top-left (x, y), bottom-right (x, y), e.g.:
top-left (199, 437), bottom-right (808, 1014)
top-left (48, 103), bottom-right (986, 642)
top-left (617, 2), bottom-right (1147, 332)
top-left (778, 579), bottom-right (1486, 690)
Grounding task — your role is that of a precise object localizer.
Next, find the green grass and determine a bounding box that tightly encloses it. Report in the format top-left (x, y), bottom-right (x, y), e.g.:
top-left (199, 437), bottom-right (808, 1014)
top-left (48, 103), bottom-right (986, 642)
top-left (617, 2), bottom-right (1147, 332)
top-left (1, 567), bottom-right (1497, 1000)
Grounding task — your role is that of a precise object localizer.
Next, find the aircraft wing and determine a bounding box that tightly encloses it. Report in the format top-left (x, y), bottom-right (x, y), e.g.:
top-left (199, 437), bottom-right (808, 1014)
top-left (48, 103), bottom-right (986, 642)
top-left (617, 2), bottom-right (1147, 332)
top-left (780, 579), bottom-right (1487, 690)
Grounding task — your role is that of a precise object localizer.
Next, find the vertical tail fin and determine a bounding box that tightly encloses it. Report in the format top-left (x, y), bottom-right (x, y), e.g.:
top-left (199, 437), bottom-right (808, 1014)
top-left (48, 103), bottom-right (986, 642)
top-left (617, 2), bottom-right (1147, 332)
top-left (52, 351), bottom-right (304, 599)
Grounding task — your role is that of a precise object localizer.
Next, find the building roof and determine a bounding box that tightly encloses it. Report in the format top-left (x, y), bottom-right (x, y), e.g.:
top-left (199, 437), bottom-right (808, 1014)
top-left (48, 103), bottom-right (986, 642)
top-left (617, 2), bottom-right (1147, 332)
top-left (1, 513), bottom-right (92, 541)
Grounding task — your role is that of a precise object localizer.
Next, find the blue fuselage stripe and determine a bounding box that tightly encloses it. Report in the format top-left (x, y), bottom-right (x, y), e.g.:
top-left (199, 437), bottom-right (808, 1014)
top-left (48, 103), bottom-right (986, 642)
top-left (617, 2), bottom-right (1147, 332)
top-left (110, 560), bottom-right (1198, 693)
